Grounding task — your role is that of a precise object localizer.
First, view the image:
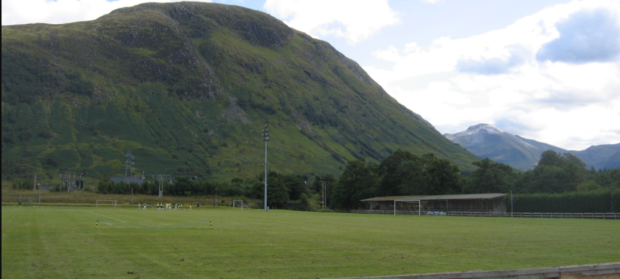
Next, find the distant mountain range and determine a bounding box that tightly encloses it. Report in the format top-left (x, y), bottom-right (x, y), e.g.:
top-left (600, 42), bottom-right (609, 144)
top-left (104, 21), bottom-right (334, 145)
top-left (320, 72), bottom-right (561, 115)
top-left (445, 124), bottom-right (620, 170)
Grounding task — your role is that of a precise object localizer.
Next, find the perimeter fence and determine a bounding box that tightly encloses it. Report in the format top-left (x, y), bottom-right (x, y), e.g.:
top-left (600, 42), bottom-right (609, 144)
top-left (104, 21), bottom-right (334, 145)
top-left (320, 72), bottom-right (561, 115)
top-left (1, 189), bottom-right (240, 207)
top-left (350, 210), bottom-right (619, 219)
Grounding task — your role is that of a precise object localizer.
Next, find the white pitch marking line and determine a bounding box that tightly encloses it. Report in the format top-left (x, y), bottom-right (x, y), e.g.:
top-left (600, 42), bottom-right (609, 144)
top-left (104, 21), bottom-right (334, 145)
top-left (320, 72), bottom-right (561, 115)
top-left (82, 210), bottom-right (127, 223)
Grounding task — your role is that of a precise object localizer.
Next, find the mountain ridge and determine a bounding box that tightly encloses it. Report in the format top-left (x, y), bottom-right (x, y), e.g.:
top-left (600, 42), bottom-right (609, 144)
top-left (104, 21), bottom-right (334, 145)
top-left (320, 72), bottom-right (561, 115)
top-left (1, 2), bottom-right (479, 181)
top-left (445, 124), bottom-right (620, 170)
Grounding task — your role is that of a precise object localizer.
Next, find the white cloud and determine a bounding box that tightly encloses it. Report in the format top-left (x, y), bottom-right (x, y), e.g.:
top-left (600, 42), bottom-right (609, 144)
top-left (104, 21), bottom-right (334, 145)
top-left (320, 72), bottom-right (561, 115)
top-left (365, 0), bottom-right (620, 150)
top-left (1, 0), bottom-right (211, 26)
top-left (263, 0), bottom-right (400, 44)
top-left (422, 0), bottom-right (444, 4)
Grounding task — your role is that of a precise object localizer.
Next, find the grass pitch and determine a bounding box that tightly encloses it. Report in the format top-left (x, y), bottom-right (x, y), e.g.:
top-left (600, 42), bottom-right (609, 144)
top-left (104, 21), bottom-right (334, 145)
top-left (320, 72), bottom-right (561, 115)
top-left (2, 206), bottom-right (619, 278)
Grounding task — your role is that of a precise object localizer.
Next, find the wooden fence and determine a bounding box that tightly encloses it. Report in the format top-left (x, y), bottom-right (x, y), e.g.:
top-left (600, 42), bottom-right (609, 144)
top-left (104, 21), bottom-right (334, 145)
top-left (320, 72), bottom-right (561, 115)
top-left (350, 210), bottom-right (619, 219)
top-left (345, 262), bottom-right (620, 279)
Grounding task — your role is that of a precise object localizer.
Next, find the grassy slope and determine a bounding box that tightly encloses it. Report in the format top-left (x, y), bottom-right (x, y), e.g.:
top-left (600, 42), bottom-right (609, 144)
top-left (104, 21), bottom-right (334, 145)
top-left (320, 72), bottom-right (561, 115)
top-left (1, 2), bottom-right (478, 182)
top-left (2, 206), bottom-right (619, 278)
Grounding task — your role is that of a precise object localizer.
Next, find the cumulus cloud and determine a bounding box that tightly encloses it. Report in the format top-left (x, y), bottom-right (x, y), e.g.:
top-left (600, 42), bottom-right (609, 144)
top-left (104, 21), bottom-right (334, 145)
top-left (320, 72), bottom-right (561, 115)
top-left (263, 0), bottom-right (400, 44)
top-left (364, 0), bottom-right (620, 150)
top-left (1, 0), bottom-right (209, 26)
top-left (536, 9), bottom-right (620, 64)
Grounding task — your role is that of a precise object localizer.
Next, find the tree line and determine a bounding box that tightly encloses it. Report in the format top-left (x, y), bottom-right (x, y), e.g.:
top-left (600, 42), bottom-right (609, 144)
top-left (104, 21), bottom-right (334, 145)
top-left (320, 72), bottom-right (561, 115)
top-left (8, 149), bottom-right (618, 212)
top-left (329, 150), bottom-right (620, 210)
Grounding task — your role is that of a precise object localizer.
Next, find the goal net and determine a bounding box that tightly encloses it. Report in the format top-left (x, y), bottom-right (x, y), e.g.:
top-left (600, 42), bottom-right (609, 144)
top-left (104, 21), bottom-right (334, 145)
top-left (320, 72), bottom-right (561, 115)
top-left (232, 200), bottom-right (247, 210)
top-left (394, 200), bottom-right (421, 216)
top-left (96, 200), bottom-right (117, 208)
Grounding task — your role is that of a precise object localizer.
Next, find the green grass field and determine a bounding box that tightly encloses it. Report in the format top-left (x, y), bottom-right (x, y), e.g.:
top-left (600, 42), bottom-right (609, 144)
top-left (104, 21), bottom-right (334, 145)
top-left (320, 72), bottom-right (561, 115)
top-left (2, 206), bottom-right (619, 278)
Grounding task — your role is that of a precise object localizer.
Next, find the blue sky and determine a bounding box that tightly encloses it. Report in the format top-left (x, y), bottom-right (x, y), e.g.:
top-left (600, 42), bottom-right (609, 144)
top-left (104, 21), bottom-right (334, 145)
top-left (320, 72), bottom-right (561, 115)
top-left (3, 0), bottom-right (620, 150)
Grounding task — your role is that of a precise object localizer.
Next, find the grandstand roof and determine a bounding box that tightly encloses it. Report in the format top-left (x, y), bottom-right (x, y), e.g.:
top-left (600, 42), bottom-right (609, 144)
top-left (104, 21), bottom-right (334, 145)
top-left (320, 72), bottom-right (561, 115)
top-left (361, 193), bottom-right (507, 202)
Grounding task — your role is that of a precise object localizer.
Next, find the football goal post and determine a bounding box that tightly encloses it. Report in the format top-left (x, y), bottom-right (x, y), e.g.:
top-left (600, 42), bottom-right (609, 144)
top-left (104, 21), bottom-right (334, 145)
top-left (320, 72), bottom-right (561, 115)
top-left (394, 200), bottom-right (421, 216)
top-left (232, 200), bottom-right (245, 210)
top-left (96, 200), bottom-right (117, 208)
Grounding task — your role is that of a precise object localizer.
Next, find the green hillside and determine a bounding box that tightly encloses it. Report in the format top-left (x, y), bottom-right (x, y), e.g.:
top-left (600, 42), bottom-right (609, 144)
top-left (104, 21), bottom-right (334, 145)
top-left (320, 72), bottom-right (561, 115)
top-left (1, 2), bottom-right (479, 182)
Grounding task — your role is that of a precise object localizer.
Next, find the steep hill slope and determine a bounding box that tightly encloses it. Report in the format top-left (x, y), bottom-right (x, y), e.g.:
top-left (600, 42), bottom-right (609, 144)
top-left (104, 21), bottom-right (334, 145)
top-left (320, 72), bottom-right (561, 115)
top-left (1, 2), bottom-right (479, 181)
top-left (445, 124), bottom-right (619, 170)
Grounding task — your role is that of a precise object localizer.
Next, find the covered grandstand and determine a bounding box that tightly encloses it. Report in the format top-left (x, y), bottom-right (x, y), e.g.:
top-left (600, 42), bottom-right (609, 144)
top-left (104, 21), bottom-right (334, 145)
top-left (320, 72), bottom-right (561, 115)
top-left (359, 193), bottom-right (507, 215)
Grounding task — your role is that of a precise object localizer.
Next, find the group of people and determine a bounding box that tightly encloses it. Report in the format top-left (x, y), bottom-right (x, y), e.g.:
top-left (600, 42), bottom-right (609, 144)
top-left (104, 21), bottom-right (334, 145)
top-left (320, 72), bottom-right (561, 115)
top-left (137, 203), bottom-right (200, 210)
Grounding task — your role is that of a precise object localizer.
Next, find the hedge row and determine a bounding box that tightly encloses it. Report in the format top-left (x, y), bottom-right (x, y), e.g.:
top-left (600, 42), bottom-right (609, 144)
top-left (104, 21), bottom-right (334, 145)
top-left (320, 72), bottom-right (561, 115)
top-left (506, 189), bottom-right (620, 213)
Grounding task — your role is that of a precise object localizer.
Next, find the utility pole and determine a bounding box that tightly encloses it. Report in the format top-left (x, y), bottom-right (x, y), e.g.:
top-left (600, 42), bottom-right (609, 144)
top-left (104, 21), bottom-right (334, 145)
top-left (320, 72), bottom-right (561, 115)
top-left (322, 181), bottom-right (326, 209)
top-left (58, 173), bottom-right (62, 198)
top-left (262, 124), bottom-right (270, 212)
top-left (66, 172), bottom-right (71, 193)
top-left (158, 175), bottom-right (164, 198)
top-left (510, 190), bottom-right (513, 218)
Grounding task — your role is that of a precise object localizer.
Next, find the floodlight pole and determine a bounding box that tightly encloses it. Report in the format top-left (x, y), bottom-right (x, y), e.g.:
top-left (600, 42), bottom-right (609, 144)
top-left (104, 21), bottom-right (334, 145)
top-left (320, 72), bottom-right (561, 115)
top-left (262, 124), bottom-right (270, 212)
top-left (38, 183), bottom-right (41, 204)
